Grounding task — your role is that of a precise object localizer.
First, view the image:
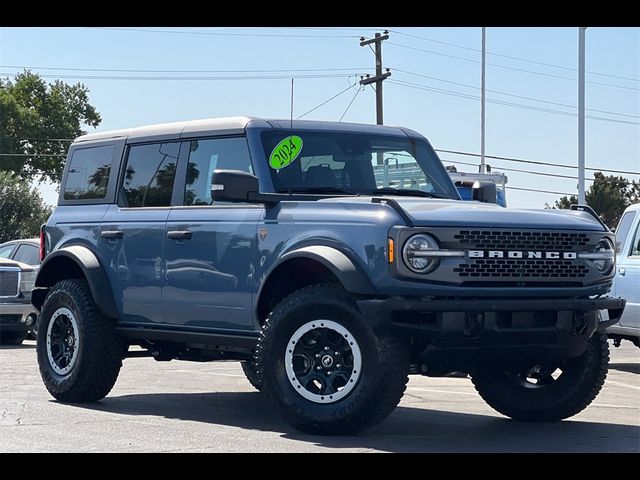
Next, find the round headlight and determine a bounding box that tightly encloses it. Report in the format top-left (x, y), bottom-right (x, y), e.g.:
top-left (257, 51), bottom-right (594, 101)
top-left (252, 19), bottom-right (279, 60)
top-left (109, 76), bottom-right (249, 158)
top-left (593, 237), bottom-right (614, 275)
top-left (402, 234), bottom-right (440, 273)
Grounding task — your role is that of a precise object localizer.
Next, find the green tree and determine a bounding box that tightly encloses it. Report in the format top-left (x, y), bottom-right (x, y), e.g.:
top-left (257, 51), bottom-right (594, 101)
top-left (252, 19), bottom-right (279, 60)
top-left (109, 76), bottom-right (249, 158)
top-left (0, 171), bottom-right (52, 243)
top-left (0, 71), bottom-right (101, 183)
top-left (549, 172), bottom-right (640, 228)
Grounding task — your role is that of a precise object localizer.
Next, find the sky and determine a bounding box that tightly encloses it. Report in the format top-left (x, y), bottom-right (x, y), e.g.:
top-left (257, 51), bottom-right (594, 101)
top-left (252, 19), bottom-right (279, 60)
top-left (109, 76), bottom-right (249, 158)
top-left (1, 26), bottom-right (638, 209)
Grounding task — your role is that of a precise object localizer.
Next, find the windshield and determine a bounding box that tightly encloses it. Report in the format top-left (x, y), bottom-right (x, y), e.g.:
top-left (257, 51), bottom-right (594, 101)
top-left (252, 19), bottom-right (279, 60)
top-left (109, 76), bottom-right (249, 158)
top-left (260, 130), bottom-right (459, 199)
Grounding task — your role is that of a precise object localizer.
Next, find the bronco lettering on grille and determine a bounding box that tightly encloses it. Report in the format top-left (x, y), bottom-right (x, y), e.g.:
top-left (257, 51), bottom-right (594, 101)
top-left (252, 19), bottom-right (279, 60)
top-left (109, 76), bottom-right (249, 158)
top-left (468, 250), bottom-right (578, 259)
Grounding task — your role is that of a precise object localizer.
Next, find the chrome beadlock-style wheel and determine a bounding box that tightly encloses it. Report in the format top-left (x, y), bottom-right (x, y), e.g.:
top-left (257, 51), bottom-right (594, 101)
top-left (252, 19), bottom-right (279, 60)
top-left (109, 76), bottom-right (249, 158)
top-left (46, 307), bottom-right (79, 376)
top-left (285, 320), bottom-right (362, 404)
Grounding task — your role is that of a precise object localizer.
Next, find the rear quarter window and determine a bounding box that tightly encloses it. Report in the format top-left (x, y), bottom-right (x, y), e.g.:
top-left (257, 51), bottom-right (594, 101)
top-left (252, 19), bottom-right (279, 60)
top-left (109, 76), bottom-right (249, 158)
top-left (63, 145), bottom-right (115, 200)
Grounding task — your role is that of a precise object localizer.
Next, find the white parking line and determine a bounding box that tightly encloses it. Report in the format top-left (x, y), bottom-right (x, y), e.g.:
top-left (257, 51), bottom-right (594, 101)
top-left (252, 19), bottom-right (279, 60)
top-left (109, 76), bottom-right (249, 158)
top-left (410, 387), bottom-right (477, 396)
top-left (605, 379), bottom-right (640, 391)
top-left (592, 403), bottom-right (639, 409)
top-left (171, 370), bottom-right (245, 378)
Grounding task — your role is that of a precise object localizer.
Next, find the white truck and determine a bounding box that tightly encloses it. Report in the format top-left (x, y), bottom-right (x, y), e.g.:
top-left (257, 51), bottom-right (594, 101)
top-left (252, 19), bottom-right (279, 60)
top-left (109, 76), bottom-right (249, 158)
top-left (447, 168), bottom-right (508, 207)
top-left (607, 203), bottom-right (640, 347)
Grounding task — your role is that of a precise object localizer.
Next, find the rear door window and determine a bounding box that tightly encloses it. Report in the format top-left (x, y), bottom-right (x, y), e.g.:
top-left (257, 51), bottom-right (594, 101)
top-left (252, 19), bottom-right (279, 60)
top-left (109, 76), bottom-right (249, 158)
top-left (121, 142), bottom-right (180, 207)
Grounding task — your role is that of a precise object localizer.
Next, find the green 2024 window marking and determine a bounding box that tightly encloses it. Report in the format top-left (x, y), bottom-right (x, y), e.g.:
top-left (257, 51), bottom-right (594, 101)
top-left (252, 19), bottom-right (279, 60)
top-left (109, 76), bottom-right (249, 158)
top-left (269, 136), bottom-right (303, 170)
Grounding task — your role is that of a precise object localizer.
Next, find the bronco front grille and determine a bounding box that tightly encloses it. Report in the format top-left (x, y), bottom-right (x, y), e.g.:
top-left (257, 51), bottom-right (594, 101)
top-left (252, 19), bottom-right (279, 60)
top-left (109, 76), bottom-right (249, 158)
top-left (453, 258), bottom-right (589, 278)
top-left (454, 230), bottom-right (590, 251)
top-left (0, 269), bottom-right (20, 298)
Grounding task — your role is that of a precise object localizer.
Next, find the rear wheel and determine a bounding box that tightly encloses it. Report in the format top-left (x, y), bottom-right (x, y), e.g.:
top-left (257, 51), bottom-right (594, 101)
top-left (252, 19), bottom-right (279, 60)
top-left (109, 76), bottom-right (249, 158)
top-left (472, 332), bottom-right (609, 421)
top-left (257, 284), bottom-right (410, 435)
top-left (37, 279), bottom-right (124, 402)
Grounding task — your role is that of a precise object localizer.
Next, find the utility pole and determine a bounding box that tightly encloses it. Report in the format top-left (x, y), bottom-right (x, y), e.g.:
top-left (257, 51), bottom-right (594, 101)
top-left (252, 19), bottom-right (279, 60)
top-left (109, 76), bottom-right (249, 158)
top-left (360, 31), bottom-right (391, 125)
top-left (480, 27), bottom-right (486, 174)
top-left (578, 27), bottom-right (587, 205)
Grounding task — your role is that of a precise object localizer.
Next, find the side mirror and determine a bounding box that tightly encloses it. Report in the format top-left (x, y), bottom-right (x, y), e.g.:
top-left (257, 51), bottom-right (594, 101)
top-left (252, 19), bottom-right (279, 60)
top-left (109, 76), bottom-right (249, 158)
top-left (211, 169), bottom-right (259, 203)
top-left (472, 181), bottom-right (497, 204)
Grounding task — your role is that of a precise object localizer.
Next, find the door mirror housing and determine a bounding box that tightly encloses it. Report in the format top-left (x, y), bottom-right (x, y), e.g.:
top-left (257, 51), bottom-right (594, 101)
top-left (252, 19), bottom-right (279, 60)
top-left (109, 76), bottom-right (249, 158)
top-left (472, 181), bottom-right (497, 204)
top-left (211, 170), bottom-right (259, 203)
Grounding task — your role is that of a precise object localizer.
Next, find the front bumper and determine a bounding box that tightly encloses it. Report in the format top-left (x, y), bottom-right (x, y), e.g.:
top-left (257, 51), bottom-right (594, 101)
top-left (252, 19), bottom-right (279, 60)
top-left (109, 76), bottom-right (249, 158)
top-left (0, 301), bottom-right (37, 333)
top-left (357, 296), bottom-right (625, 370)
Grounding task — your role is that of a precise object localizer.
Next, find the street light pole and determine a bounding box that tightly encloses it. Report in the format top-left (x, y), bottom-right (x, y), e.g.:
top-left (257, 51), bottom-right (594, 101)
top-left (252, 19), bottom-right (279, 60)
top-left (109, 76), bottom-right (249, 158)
top-left (480, 27), bottom-right (486, 174)
top-left (578, 27), bottom-right (587, 204)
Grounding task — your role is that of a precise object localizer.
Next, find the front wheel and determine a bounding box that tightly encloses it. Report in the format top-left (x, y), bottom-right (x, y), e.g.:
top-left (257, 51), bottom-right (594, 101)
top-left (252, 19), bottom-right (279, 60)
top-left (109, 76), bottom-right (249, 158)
top-left (257, 284), bottom-right (410, 435)
top-left (472, 332), bottom-right (609, 422)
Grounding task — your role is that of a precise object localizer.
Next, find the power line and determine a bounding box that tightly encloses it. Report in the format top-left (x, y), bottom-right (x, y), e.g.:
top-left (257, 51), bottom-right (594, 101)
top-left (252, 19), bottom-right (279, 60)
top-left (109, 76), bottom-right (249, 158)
top-left (2, 64), bottom-right (370, 74)
top-left (0, 153), bottom-right (67, 157)
top-left (298, 82), bottom-right (357, 119)
top-left (0, 72), bottom-right (362, 81)
top-left (508, 186), bottom-right (574, 196)
top-left (440, 157), bottom-right (593, 181)
top-left (389, 79), bottom-right (640, 126)
top-left (1, 137), bottom-right (73, 142)
top-left (89, 27), bottom-right (359, 39)
top-left (281, 27), bottom-right (385, 33)
top-left (441, 155), bottom-right (576, 181)
top-left (387, 42), bottom-right (640, 92)
top-left (388, 29), bottom-right (640, 83)
top-left (393, 68), bottom-right (640, 119)
top-left (339, 86), bottom-right (364, 122)
top-left (436, 149), bottom-right (640, 176)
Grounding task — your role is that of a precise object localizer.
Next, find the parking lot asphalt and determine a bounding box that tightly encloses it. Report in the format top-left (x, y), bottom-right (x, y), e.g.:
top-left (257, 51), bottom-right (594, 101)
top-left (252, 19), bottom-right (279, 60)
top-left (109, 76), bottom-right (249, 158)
top-left (1, 340), bottom-right (638, 452)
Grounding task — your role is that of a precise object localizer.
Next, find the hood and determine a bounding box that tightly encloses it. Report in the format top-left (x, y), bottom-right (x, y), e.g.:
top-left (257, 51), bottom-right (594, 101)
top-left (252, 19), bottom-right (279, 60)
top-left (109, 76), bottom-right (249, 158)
top-left (0, 258), bottom-right (35, 272)
top-left (319, 196), bottom-right (606, 231)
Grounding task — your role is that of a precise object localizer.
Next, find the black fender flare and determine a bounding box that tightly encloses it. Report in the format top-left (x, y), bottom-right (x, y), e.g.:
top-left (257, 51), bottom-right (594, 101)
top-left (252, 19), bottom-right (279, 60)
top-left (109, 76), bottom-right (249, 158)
top-left (33, 245), bottom-right (118, 319)
top-left (275, 245), bottom-right (377, 295)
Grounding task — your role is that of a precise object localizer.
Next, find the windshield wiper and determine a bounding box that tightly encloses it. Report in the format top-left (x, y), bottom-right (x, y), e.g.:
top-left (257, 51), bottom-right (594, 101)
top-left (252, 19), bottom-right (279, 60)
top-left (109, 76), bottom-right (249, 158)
top-left (371, 188), bottom-right (445, 199)
top-left (278, 187), bottom-right (355, 195)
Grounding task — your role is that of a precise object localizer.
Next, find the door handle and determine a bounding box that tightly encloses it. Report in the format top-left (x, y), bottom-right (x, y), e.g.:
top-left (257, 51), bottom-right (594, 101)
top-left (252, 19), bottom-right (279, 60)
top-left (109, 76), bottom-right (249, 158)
top-left (101, 230), bottom-right (123, 240)
top-left (618, 268), bottom-right (626, 277)
top-left (167, 230), bottom-right (193, 240)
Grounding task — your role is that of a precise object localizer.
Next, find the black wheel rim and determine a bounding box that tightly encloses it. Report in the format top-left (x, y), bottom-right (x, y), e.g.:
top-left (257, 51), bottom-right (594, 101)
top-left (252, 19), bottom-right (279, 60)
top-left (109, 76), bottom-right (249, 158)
top-left (46, 307), bottom-right (79, 375)
top-left (285, 320), bottom-right (362, 404)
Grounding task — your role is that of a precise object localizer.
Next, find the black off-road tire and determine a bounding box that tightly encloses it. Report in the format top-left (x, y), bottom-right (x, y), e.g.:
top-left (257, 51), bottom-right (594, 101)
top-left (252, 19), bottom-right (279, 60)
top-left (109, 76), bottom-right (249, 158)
top-left (241, 360), bottom-right (263, 391)
top-left (37, 279), bottom-right (125, 402)
top-left (0, 331), bottom-right (26, 346)
top-left (256, 284), bottom-right (410, 435)
top-left (472, 332), bottom-right (609, 422)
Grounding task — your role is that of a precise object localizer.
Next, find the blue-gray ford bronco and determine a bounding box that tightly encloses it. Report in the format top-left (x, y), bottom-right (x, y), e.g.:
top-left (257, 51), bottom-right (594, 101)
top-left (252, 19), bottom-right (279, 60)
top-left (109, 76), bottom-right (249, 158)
top-left (32, 117), bottom-right (625, 434)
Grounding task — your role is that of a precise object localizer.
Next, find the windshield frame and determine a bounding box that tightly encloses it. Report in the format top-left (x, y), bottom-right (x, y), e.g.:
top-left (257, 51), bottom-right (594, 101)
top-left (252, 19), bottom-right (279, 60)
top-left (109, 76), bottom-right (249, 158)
top-left (248, 126), bottom-right (460, 201)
